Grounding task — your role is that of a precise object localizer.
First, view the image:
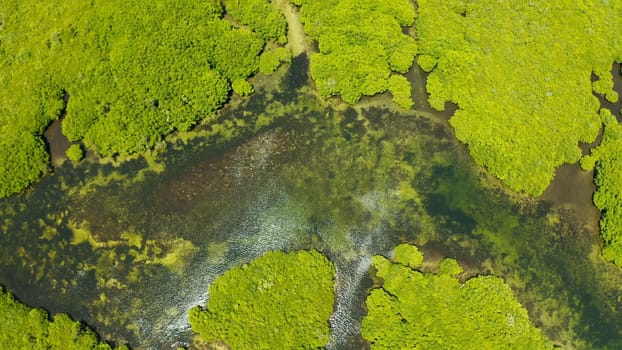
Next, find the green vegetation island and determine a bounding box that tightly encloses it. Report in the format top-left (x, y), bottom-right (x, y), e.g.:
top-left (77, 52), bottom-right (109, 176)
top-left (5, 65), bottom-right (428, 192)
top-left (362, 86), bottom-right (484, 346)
top-left (1, 0), bottom-right (622, 349)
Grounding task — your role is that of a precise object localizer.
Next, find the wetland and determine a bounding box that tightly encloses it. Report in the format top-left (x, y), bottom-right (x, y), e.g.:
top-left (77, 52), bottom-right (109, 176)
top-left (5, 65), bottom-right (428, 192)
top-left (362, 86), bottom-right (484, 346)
top-left (2, 1), bottom-right (622, 348)
top-left (1, 56), bottom-right (622, 349)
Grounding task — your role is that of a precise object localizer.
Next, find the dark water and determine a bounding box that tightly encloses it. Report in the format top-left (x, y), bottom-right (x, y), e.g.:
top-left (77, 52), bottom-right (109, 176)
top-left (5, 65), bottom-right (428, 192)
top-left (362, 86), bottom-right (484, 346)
top-left (43, 119), bottom-right (71, 165)
top-left (1, 58), bottom-right (622, 350)
top-left (43, 92), bottom-right (72, 165)
top-left (596, 62), bottom-right (622, 120)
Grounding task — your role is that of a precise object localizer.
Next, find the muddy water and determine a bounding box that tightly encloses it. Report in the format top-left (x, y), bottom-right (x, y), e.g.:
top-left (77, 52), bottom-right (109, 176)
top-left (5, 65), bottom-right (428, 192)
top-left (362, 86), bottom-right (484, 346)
top-left (43, 118), bottom-right (72, 165)
top-left (1, 58), bottom-right (622, 350)
top-left (42, 92), bottom-right (72, 165)
top-left (407, 64), bottom-right (458, 119)
top-left (540, 62), bottom-right (622, 239)
top-left (541, 164), bottom-right (600, 232)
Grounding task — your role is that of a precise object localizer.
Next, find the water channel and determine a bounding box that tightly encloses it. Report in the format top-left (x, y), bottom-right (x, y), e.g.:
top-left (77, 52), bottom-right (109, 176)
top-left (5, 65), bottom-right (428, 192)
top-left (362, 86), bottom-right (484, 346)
top-left (1, 56), bottom-right (622, 349)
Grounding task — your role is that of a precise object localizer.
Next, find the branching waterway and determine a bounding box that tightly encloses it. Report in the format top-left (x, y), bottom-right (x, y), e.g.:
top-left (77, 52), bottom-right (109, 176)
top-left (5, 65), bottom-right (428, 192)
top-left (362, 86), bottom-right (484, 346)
top-left (1, 57), bottom-right (622, 349)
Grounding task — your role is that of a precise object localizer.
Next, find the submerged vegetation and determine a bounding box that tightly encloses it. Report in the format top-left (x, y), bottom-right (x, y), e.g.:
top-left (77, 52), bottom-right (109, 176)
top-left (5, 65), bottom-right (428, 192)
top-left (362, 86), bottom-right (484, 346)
top-left (419, 143), bottom-right (622, 349)
top-left (189, 250), bottom-right (335, 349)
top-left (1, 1), bottom-right (622, 349)
top-left (0, 58), bottom-right (621, 348)
top-left (416, 0), bottom-right (622, 195)
top-left (363, 244), bottom-right (552, 349)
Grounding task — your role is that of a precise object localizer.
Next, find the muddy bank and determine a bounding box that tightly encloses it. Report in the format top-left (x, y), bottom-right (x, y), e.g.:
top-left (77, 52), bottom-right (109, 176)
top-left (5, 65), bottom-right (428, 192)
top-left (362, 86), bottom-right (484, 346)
top-left (541, 164), bottom-right (600, 232)
top-left (274, 0), bottom-right (313, 57)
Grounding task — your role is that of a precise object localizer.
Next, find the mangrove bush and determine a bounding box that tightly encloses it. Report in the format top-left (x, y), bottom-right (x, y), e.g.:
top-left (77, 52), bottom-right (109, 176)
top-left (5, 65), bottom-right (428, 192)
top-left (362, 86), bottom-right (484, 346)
top-left (362, 244), bottom-right (553, 349)
top-left (0, 0), bottom-right (288, 197)
top-left (416, 0), bottom-right (622, 195)
top-left (581, 109), bottom-right (622, 267)
top-left (189, 250), bottom-right (335, 349)
top-left (291, 0), bottom-right (417, 108)
top-left (0, 286), bottom-right (124, 349)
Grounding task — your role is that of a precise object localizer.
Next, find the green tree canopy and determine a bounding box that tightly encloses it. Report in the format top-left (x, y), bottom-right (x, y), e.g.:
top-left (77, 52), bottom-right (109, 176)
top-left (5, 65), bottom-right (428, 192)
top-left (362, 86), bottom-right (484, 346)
top-left (66, 144), bottom-right (84, 162)
top-left (581, 109), bottom-right (622, 267)
top-left (292, 0), bottom-right (417, 108)
top-left (224, 0), bottom-right (288, 43)
top-left (0, 131), bottom-right (49, 198)
top-left (0, 286), bottom-right (124, 349)
top-left (0, 0), bottom-right (288, 197)
top-left (259, 47), bottom-right (293, 75)
top-left (189, 250), bottom-right (335, 349)
top-left (416, 0), bottom-right (622, 195)
top-left (363, 245), bottom-right (553, 349)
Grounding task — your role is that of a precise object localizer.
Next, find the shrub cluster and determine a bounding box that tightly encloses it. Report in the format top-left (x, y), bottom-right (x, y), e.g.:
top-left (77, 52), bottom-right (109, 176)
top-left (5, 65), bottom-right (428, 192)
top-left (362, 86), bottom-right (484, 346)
top-left (362, 244), bottom-right (553, 349)
top-left (189, 250), bottom-right (335, 349)
top-left (0, 286), bottom-right (126, 349)
top-left (292, 0), bottom-right (417, 108)
top-left (416, 0), bottom-right (622, 195)
top-left (581, 109), bottom-right (622, 267)
top-left (0, 0), bottom-right (288, 197)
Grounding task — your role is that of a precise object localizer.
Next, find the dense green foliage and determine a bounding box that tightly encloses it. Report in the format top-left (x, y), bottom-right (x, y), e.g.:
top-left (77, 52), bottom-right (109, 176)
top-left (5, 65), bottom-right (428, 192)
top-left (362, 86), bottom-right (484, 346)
top-left (189, 250), bottom-right (335, 349)
top-left (0, 131), bottom-right (49, 197)
top-left (581, 109), bottom-right (622, 266)
top-left (416, 0), bottom-right (622, 195)
top-left (388, 75), bottom-right (413, 109)
top-left (66, 144), bottom-right (84, 162)
top-left (58, 0), bottom-right (262, 155)
top-left (0, 0), bottom-right (65, 197)
top-left (0, 0), bottom-right (287, 198)
top-left (362, 245), bottom-right (552, 349)
top-left (0, 286), bottom-right (123, 349)
top-left (292, 0), bottom-right (417, 107)
top-left (231, 79), bottom-right (255, 96)
top-left (392, 243), bottom-right (423, 268)
top-left (259, 47), bottom-right (293, 75)
top-left (225, 0), bottom-right (288, 43)
top-left (416, 54), bottom-right (437, 73)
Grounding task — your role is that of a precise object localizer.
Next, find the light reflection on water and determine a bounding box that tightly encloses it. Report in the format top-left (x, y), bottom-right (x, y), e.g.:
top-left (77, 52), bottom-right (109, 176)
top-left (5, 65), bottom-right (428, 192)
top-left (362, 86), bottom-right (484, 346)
top-left (0, 59), bottom-right (621, 350)
top-left (136, 178), bottom-right (307, 348)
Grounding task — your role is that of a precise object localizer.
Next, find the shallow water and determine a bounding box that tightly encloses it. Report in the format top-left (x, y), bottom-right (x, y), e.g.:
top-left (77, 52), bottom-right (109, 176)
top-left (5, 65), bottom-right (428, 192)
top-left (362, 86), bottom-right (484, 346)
top-left (1, 58), bottom-right (622, 350)
top-left (541, 164), bottom-right (600, 232)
